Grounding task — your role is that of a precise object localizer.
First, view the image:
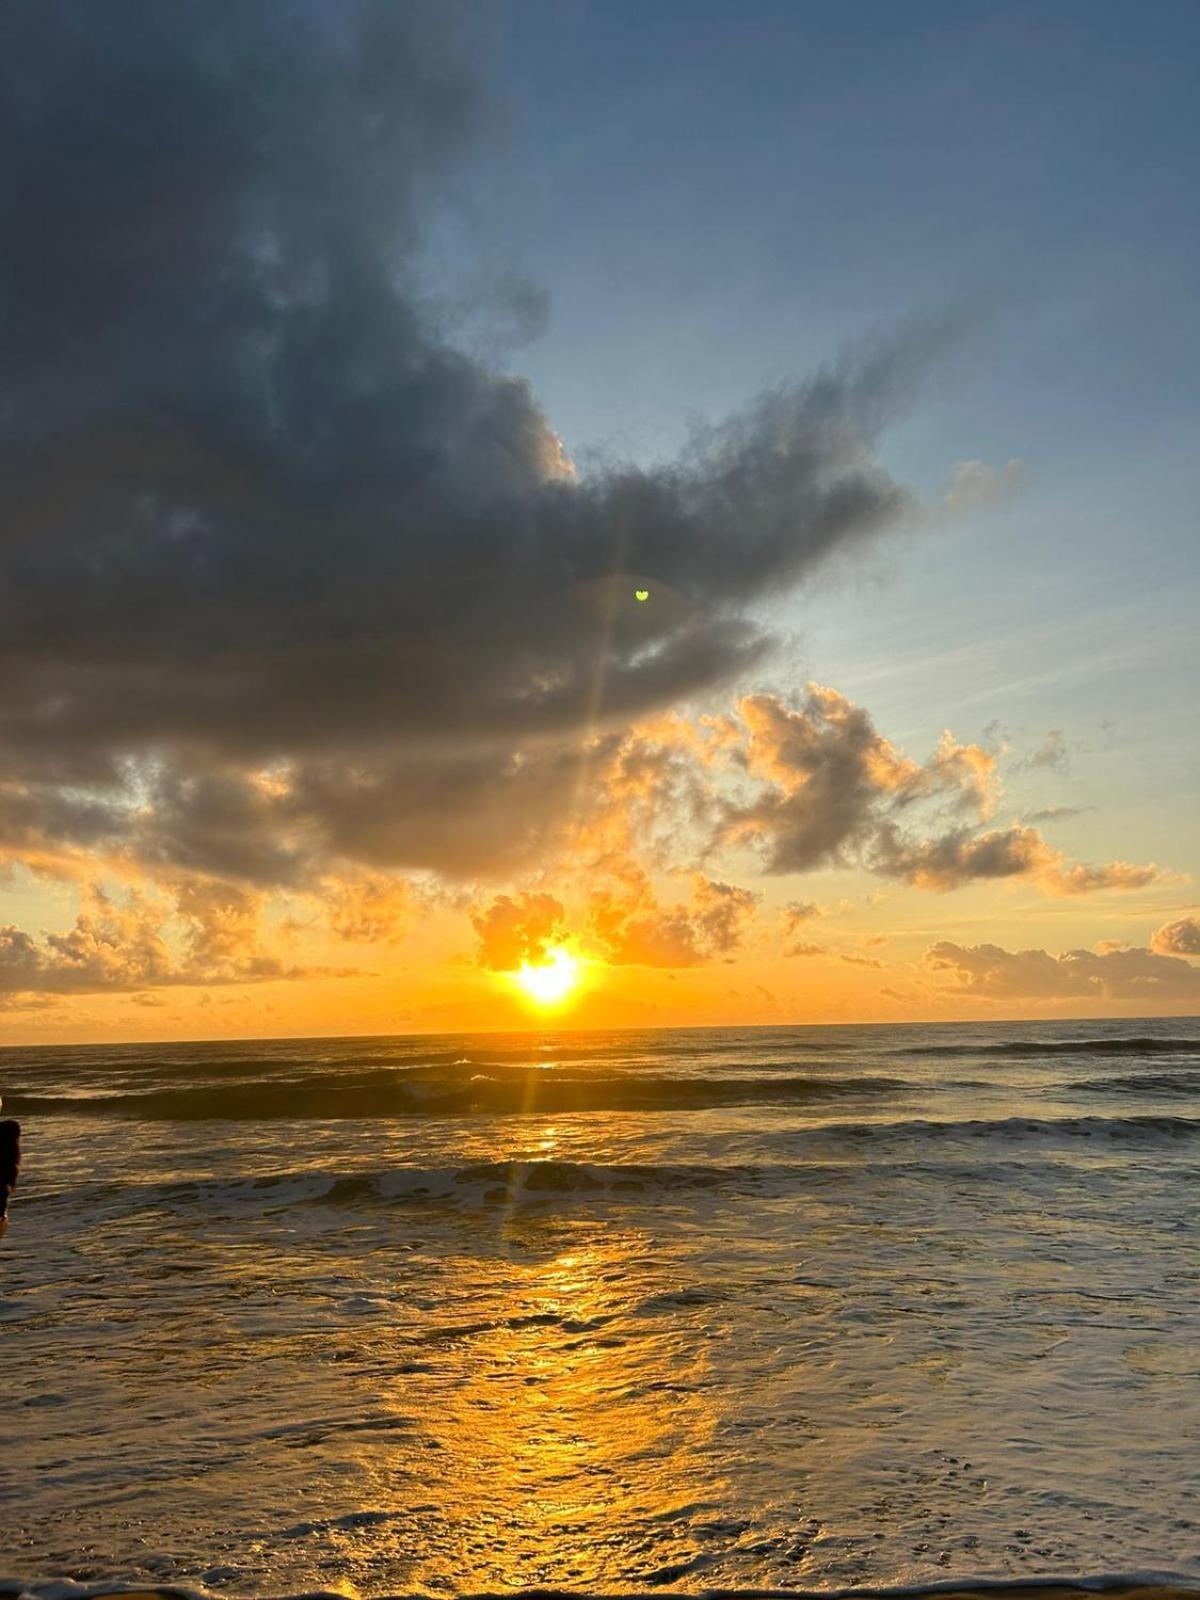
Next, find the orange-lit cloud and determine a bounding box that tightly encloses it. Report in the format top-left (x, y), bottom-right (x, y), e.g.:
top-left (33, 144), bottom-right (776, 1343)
top-left (472, 892), bottom-right (568, 972)
top-left (324, 874), bottom-right (416, 945)
top-left (587, 867), bottom-right (757, 968)
top-left (0, 881), bottom-right (351, 1008)
top-left (1151, 916), bottom-right (1200, 957)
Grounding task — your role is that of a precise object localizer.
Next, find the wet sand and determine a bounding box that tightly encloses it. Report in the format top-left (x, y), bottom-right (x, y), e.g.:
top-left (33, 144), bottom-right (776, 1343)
top-left (4, 1585), bottom-right (1200, 1600)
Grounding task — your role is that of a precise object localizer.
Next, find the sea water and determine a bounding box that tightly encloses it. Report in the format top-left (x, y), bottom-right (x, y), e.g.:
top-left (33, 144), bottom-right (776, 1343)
top-left (1, 1019), bottom-right (1198, 1595)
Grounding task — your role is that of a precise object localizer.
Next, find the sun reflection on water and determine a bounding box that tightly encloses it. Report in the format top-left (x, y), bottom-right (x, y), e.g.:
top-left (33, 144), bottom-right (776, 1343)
top-left (392, 1222), bottom-right (723, 1589)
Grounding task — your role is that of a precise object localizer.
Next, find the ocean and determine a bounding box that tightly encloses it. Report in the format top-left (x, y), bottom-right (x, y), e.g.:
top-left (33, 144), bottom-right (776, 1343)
top-left (1, 1019), bottom-right (1198, 1598)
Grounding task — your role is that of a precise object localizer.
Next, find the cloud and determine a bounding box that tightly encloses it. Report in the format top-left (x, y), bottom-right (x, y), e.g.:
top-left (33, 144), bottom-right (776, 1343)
top-left (0, 880), bottom-right (346, 1004)
top-left (0, 3), bottom-right (946, 895)
top-left (724, 686), bottom-right (1157, 896)
top-left (1023, 805), bottom-right (1093, 823)
top-left (1020, 730), bottom-right (1070, 774)
top-left (726, 685), bottom-right (1001, 874)
top-left (780, 898), bottom-right (827, 955)
top-left (587, 867), bottom-right (758, 968)
top-left (1042, 859), bottom-right (1163, 895)
top-left (472, 892), bottom-right (567, 972)
top-left (926, 939), bottom-right (1200, 1002)
top-left (325, 874), bottom-right (416, 946)
top-left (0, 889), bottom-right (171, 997)
top-left (936, 458), bottom-right (1025, 518)
top-left (1151, 916), bottom-right (1200, 957)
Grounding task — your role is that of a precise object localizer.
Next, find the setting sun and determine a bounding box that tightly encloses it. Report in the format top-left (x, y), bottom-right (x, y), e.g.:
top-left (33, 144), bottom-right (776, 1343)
top-left (512, 946), bottom-right (582, 1008)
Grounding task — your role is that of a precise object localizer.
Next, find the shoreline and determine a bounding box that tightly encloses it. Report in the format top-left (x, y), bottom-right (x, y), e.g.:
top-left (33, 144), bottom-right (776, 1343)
top-left (5, 1583), bottom-right (1200, 1600)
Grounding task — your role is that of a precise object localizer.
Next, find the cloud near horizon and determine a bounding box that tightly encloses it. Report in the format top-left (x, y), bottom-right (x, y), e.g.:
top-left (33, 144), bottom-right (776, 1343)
top-left (0, 882), bottom-right (350, 1008)
top-left (926, 938), bottom-right (1200, 1003)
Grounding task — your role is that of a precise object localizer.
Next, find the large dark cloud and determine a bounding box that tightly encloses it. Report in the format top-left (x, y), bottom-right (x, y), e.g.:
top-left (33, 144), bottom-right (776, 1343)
top-left (0, 0), bottom-right (929, 891)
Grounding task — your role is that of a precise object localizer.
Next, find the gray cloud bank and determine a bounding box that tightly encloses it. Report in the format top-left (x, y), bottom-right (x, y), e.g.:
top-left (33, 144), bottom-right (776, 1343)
top-left (927, 939), bottom-right (1200, 1002)
top-left (0, 1), bottom-right (927, 889)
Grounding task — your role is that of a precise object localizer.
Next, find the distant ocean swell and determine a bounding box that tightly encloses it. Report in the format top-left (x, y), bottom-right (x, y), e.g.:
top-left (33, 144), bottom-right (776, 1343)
top-left (3, 1069), bottom-right (910, 1119)
top-left (897, 1036), bottom-right (1199, 1057)
top-left (1066, 1072), bottom-right (1198, 1098)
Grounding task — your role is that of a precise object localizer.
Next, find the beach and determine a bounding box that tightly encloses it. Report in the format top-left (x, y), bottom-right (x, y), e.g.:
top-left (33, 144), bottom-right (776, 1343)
top-left (2, 1020), bottom-right (1198, 1595)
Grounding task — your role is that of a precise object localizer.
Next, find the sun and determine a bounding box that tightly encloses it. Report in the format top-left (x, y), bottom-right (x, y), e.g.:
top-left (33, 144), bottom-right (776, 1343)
top-left (512, 946), bottom-right (581, 1008)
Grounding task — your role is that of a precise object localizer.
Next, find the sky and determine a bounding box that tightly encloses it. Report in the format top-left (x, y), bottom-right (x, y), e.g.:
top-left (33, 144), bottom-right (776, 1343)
top-left (0, 0), bottom-right (1197, 1042)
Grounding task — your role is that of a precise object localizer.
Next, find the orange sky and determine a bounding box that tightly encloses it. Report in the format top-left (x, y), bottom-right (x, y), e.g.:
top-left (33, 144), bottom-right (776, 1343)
top-left (2, 687), bottom-right (1195, 1043)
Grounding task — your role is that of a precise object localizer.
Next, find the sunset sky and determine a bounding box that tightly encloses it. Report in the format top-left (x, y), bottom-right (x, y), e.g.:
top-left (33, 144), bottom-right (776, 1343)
top-left (1, 0), bottom-right (1197, 1042)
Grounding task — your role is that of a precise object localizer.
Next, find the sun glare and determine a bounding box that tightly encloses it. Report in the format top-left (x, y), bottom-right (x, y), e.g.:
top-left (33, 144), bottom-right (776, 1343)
top-left (513, 946), bottom-right (581, 1008)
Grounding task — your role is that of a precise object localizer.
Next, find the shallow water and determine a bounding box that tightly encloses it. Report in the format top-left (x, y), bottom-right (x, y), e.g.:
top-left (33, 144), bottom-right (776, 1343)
top-left (2, 1020), bottom-right (1198, 1595)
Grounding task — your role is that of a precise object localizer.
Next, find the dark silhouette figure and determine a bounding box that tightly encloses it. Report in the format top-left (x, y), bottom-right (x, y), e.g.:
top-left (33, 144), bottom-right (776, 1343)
top-left (0, 1119), bottom-right (20, 1237)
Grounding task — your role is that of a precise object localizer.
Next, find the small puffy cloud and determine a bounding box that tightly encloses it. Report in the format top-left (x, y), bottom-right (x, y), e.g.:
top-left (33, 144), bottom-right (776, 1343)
top-left (926, 940), bottom-right (1200, 1002)
top-left (472, 892), bottom-right (567, 972)
top-left (924, 732), bottom-right (1001, 818)
top-left (587, 867), bottom-right (758, 968)
top-left (1042, 859), bottom-right (1163, 895)
top-left (1022, 730), bottom-right (1070, 774)
top-left (780, 898), bottom-right (827, 955)
top-left (839, 953), bottom-right (883, 969)
top-left (937, 458), bottom-right (1025, 518)
top-left (325, 874), bottom-right (415, 945)
top-left (1151, 916), bottom-right (1200, 957)
top-left (173, 878), bottom-right (269, 972)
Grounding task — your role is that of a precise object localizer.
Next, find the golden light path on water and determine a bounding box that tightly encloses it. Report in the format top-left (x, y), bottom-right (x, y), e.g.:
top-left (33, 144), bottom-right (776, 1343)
top-left (408, 1220), bottom-right (721, 1586)
top-left (298, 1120), bottom-right (727, 1591)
